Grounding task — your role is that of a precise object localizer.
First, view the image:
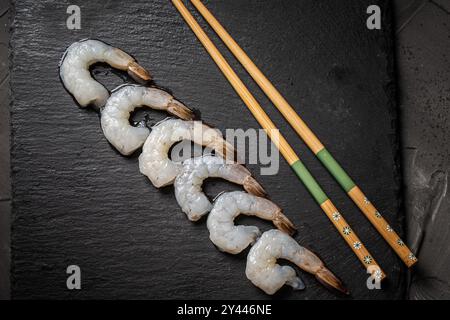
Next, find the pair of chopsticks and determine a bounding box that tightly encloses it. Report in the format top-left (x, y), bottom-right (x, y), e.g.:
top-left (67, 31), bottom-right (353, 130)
top-left (172, 0), bottom-right (417, 276)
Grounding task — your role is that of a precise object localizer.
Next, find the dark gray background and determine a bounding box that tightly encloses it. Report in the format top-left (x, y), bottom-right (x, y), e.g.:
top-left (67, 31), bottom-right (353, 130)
top-left (0, 0), bottom-right (449, 299)
top-left (394, 0), bottom-right (450, 300)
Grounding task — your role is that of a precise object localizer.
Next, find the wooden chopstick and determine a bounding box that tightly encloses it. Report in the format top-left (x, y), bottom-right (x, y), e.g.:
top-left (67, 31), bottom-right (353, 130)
top-left (190, 0), bottom-right (417, 268)
top-left (172, 0), bottom-right (385, 279)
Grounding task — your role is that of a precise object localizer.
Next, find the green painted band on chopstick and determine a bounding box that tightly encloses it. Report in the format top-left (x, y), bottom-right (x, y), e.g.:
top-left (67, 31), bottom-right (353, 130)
top-left (291, 160), bottom-right (328, 205)
top-left (316, 148), bottom-right (356, 192)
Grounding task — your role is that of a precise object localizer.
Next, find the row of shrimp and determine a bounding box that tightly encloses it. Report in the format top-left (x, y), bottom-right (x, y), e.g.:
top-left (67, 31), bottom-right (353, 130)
top-left (59, 39), bottom-right (348, 296)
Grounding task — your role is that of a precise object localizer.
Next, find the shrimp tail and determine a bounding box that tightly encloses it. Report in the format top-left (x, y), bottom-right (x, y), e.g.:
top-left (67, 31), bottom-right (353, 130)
top-left (243, 176), bottom-right (267, 198)
top-left (127, 61), bottom-right (152, 82)
top-left (167, 101), bottom-right (195, 120)
top-left (273, 211), bottom-right (296, 236)
top-left (315, 266), bottom-right (349, 295)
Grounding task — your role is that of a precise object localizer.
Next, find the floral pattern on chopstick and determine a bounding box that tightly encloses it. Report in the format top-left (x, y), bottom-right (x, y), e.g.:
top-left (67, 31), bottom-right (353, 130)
top-left (408, 253), bottom-right (417, 262)
top-left (332, 212), bottom-right (341, 221)
top-left (342, 226), bottom-right (352, 235)
top-left (374, 269), bottom-right (383, 280)
top-left (363, 255), bottom-right (373, 264)
top-left (353, 241), bottom-right (362, 250)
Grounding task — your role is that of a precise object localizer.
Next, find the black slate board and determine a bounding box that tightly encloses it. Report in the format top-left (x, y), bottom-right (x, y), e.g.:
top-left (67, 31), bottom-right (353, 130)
top-left (11, 0), bottom-right (405, 299)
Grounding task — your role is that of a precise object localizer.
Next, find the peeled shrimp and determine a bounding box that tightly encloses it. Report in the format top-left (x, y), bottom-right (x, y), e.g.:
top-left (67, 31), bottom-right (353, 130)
top-left (206, 191), bottom-right (296, 254)
top-left (100, 85), bottom-right (194, 155)
top-left (59, 39), bottom-right (151, 108)
top-left (139, 119), bottom-right (234, 188)
top-left (246, 229), bottom-right (348, 295)
top-left (174, 156), bottom-right (266, 221)
top-left (245, 229), bottom-right (348, 294)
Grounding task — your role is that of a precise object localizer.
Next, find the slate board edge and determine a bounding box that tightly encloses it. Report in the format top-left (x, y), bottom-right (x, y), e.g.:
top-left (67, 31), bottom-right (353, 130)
top-left (8, 0), bottom-right (406, 299)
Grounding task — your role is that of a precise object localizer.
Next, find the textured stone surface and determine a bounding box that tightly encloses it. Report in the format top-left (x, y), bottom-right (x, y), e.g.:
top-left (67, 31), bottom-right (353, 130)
top-left (394, 0), bottom-right (450, 299)
top-left (11, 0), bottom-right (404, 299)
top-left (0, 1), bottom-right (10, 200)
top-left (0, 200), bottom-right (10, 300)
top-left (432, 0), bottom-right (450, 13)
top-left (0, 0), bottom-right (10, 300)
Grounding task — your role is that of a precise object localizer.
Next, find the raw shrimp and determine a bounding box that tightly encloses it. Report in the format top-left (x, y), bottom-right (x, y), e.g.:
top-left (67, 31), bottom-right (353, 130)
top-left (59, 39), bottom-right (151, 108)
top-left (246, 229), bottom-right (348, 295)
top-left (101, 85), bottom-right (194, 155)
top-left (174, 156), bottom-right (266, 221)
top-left (139, 119), bottom-right (234, 188)
top-left (206, 191), bottom-right (296, 254)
